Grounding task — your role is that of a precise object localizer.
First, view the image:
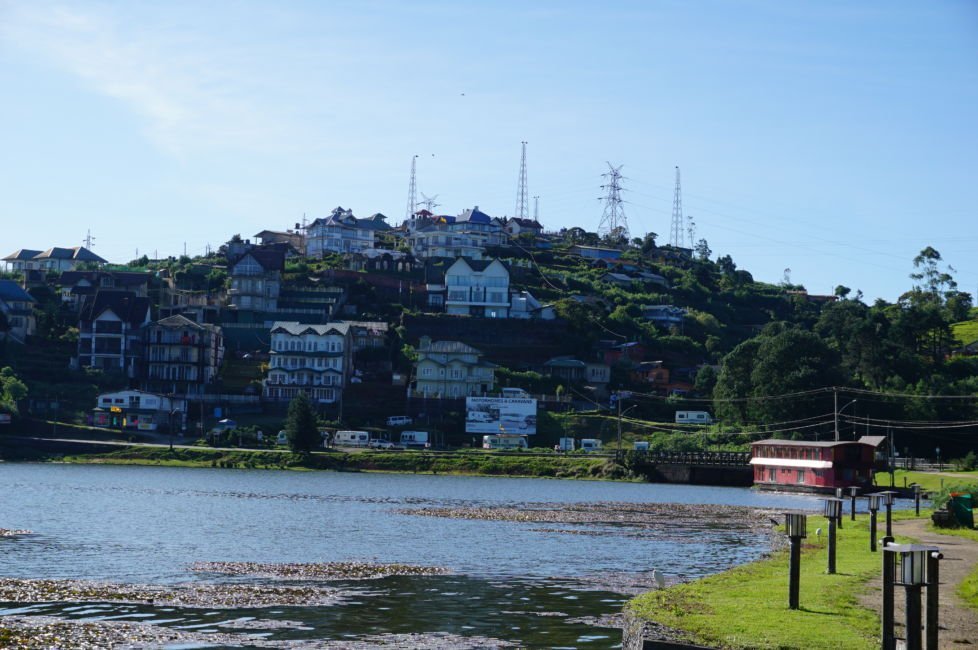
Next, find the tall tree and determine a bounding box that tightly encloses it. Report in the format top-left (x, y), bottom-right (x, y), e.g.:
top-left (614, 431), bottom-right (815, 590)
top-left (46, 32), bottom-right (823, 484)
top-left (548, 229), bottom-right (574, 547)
top-left (285, 392), bottom-right (320, 453)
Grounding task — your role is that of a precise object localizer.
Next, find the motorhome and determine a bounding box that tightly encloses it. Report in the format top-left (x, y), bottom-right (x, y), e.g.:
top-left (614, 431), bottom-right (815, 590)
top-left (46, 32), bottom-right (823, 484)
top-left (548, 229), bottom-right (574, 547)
top-left (633, 441), bottom-right (650, 451)
top-left (467, 410), bottom-right (494, 423)
top-left (580, 438), bottom-right (602, 453)
top-left (500, 387), bottom-right (530, 398)
top-left (482, 434), bottom-right (528, 450)
top-left (399, 430), bottom-right (430, 449)
top-left (386, 415), bottom-right (413, 427)
top-left (675, 411), bottom-right (713, 425)
top-left (334, 430), bottom-right (370, 447)
top-left (558, 437), bottom-right (575, 452)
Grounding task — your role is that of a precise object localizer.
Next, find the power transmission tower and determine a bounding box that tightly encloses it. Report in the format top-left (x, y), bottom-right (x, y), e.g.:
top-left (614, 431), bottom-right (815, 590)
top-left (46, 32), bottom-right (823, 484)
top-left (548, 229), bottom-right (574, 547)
top-left (419, 193), bottom-right (440, 213)
top-left (515, 141), bottom-right (529, 220)
top-left (670, 166), bottom-right (685, 248)
top-left (533, 195), bottom-right (540, 221)
top-left (405, 155), bottom-right (418, 220)
top-left (686, 214), bottom-right (696, 248)
top-left (83, 229), bottom-right (96, 250)
top-left (597, 162), bottom-right (628, 241)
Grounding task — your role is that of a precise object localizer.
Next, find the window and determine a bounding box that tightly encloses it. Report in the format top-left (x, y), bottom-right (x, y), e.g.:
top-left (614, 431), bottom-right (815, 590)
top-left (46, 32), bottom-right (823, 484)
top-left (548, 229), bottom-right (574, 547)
top-left (796, 470), bottom-right (805, 484)
top-left (767, 468), bottom-right (776, 482)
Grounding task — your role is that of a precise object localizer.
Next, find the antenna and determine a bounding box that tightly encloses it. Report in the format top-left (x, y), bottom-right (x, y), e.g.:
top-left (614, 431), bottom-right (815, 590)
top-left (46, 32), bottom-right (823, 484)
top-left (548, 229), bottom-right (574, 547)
top-left (686, 214), bottom-right (696, 248)
top-left (515, 141), bottom-right (529, 220)
top-left (405, 155), bottom-right (418, 221)
top-left (83, 229), bottom-right (96, 250)
top-left (597, 162), bottom-right (629, 241)
top-left (533, 195), bottom-right (540, 221)
top-left (670, 166), bottom-right (684, 247)
top-left (419, 193), bottom-right (441, 213)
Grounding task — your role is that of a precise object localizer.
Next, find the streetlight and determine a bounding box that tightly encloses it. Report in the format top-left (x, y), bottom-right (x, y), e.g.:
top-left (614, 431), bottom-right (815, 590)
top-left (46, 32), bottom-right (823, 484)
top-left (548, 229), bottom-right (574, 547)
top-left (834, 488), bottom-right (845, 529)
top-left (784, 512), bottom-right (807, 610)
top-left (879, 491), bottom-right (898, 537)
top-left (823, 498), bottom-right (843, 574)
top-left (848, 486), bottom-right (860, 522)
top-left (834, 395), bottom-right (857, 442)
top-left (935, 447), bottom-right (942, 472)
top-left (612, 391), bottom-right (634, 461)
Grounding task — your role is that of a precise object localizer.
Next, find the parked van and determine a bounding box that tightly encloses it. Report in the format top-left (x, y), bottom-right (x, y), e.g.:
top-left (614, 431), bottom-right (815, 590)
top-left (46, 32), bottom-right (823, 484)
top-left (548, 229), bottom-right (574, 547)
top-left (675, 411), bottom-right (713, 425)
top-left (501, 387), bottom-right (530, 398)
top-left (633, 441), bottom-right (650, 451)
top-left (276, 430), bottom-right (287, 445)
top-left (558, 437), bottom-right (576, 452)
top-left (580, 438), bottom-right (602, 453)
top-left (483, 434), bottom-right (529, 450)
top-left (334, 430), bottom-right (370, 447)
top-left (399, 430), bottom-right (430, 449)
top-left (386, 416), bottom-right (413, 427)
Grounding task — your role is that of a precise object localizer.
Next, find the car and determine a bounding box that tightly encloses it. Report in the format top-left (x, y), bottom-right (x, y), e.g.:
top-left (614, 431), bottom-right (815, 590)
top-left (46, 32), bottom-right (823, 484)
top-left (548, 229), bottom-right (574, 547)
top-left (368, 439), bottom-right (398, 449)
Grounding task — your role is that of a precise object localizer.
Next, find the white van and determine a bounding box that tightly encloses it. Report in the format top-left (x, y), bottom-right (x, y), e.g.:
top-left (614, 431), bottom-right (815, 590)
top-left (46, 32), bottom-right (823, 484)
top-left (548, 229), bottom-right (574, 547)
top-left (501, 387), bottom-right (530, 398)
top-left (558, 437), bottom-right (575, 451)
top-left (386, 415), bottom-right (413, 427)
top-left (467, 411), bottom-right (494, 423)
top-left (675, 411), bottom-right (713, 425)
top-left (334, 430), bottom-right (370, 447)
top-left (399, 431), bottom-right (430, 449)
top-left (633, 441), bottom-right (650, 451)
top-left (483, 434), bottom-right (529, 450)
top-left (580, 438), bottom-right (602, 453)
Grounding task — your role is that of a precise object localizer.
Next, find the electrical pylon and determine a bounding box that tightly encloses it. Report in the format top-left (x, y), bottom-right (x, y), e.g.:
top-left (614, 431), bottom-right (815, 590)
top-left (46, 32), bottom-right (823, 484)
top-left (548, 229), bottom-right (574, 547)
top-left (597, 163), bottom-right (628, 241)
top-left (670, 166), bottom-right (684, 248)
top-left (405, 155), bottom-right (418, 220)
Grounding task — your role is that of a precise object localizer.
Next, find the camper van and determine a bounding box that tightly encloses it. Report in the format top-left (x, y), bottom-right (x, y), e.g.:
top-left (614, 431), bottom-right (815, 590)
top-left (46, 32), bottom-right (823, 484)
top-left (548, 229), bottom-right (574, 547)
top-left (334, 430), bottom-right (370, 447)
top-left (558, 437), bottom-right (575, 452)
top-left (483, 434), bottom-right (529, 450)
top-left (467, 410), bottom-right (494, 423)
top-left (399, 430), bottom-right (430, 449)
top-left (675, 411), bottom-right (713, 425)
top-left (386, 415), bottom-right (413, 427)
top-left (500, 387), bottom-right (530, 398)
top-left (580, 438), bottom-right (602, 453)
top-left (633, 441), bottom-right (650, 452)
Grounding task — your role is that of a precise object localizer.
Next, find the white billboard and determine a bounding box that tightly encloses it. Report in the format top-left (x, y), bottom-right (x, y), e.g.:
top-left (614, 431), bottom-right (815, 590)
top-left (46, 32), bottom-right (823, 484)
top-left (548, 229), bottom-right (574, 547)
top-left (465, 397), bottom-right (537, 435)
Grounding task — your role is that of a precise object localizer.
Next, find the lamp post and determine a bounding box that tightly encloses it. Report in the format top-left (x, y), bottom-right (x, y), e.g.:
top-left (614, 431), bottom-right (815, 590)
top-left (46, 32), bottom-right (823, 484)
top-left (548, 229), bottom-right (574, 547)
top-left (784, 512), bottom-right (807, 610)
top-left (935, 447), bottom-right (941, 472)
top-left (880, 491), bottom-right (898, 537)
top-left (834, 488), bottom-right (845, 529)
top-left (823, 498), bottom-right (843, 574)
top-left (612, 391), bottom-right (634, 461)
top-left (883, 544), bottom-right (940, 650)
top-left (868, 493), bottom-right (881, 552)
top-left (848, 486), bottom-right (860, 521)
top-left (834, 394), bottom-right (857, 442)
top-left (913, 484), bottom-right (922, 517)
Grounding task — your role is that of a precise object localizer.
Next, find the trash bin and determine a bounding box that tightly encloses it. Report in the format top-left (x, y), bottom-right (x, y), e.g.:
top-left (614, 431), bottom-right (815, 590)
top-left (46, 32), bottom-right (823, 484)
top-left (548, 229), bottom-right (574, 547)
top-left (950, 493), bottom-right (975, 528)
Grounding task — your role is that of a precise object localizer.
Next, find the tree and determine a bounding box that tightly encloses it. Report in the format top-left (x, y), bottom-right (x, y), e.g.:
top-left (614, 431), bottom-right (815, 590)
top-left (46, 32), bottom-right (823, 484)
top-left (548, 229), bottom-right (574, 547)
top-left (0, 367), bottom-right (28, 415)
top-left (694, 365), bottom-right (718, 397)
top-left (285, 392), bottom-right (320, 453)
top-left (694, 239), bottom-right (712, 261)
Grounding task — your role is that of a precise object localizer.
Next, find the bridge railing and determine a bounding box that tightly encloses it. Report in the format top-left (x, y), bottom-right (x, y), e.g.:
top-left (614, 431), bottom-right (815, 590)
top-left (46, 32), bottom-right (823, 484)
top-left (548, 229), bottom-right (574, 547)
top-left (632, 451), bottom-right (752, 466)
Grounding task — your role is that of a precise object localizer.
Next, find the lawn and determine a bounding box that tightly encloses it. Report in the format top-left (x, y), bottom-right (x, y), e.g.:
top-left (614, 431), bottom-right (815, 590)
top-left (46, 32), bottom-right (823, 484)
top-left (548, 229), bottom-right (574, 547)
top-left (925, 522), bottom-right (978, 610)
top-left (885, 469), bottom-right (978, 493)
top-left (951, 319), bottom-right (978, 346)
top-left (627, 514), bottom-right (913, 649)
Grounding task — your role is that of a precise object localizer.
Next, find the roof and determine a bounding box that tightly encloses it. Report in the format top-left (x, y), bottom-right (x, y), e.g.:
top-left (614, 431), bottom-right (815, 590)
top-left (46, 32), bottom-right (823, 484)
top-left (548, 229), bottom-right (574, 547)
top-left (752, 439), bottom-right (867, 448)
top-left (457, 206), bottom-right (493, 224)
top-left (270, 321), bottom-right (351, 336)
top-left (79, 291), bottom-right (151, 326)
top-left (59, 271), bottom-right (152, 287)
top-left (420, 339), bottom-right (482, 355)
top-left (151, 314), bottom-right (219, 332)
top-left (603, 273), bottom-right (632, 282)
top-left (0, 280), bottom-right (35, 303)
top-left (544, 356), bottom-right (586, 369)
top-left (857, 435), bottom-right (887, 448)
top-left (2, 249), bottom-right (42, 262)
top-left (35, 246), bottom-right (107, 263)
top-left (231, 247), bottom-right (285, 272)
top-left (449, 257), bottom-right (509, 273)
top-left (509, 218), bottom-right (543, 229)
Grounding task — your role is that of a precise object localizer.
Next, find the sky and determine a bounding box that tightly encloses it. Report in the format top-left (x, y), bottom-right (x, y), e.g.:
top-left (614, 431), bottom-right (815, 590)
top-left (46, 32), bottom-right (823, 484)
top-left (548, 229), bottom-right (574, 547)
top-left (1, 0), bottom-right (976, 302)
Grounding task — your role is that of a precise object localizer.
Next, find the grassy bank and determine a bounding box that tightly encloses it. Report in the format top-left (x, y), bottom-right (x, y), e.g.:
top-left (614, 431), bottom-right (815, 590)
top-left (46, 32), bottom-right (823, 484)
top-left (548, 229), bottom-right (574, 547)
top-left (55, 445), bottom-right (630, 481)
top-left (627, 513), bottom-right (916, 649)
top-left (926, 523), bottom-right (978, 610)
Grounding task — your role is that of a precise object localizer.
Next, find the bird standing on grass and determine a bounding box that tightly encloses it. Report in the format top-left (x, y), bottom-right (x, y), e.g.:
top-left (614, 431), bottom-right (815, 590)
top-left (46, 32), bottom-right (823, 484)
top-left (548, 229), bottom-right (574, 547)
top-left (652, 568), bottom-right (666, 589)
top-left (815, 527), bottom-right (823, 543)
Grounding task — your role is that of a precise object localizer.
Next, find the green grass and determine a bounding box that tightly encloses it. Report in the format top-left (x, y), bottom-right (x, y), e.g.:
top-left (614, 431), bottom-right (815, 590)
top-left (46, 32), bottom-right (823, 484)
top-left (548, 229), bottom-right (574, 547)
top-left (886, 469), bottom-right (978, 493)
top-left (627, 514), bottom-right (913, 649)
top-left (951, 319), bottom-right (978, 346)
top-left (924, 522), bottom-right (978, 610)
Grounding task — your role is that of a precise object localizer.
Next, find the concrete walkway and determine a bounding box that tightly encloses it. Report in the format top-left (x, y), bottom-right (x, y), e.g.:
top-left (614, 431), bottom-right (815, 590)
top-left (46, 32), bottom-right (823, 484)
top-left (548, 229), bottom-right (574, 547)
top-left (859, 518), bottom-right (978, 648)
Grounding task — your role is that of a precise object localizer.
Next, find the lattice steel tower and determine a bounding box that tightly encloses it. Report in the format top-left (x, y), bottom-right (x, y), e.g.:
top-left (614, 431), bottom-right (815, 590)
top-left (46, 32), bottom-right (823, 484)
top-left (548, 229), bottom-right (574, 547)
top-left (670, 166), bottom-right (685, 247)
top-left (597, 163), bottom-right (628, 240)
top-left (515, 141), bottom-right (529, 220)
top-left (405, 155), bottom-right (418, 220)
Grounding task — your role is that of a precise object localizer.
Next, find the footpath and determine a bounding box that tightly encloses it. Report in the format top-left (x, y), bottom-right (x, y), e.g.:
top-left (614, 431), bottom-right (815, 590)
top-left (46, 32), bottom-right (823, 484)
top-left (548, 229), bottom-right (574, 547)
top-left (858, 518), bottom-right (978, 648)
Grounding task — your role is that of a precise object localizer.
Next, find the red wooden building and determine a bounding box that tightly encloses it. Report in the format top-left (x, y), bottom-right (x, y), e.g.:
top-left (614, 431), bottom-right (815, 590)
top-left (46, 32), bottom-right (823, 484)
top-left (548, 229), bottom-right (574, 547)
top-left (750, 436), bottom-right (886, 493)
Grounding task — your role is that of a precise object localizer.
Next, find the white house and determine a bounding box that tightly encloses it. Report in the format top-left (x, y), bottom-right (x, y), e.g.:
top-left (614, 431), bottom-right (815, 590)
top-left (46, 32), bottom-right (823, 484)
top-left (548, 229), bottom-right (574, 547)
top-left (642, 305), bottom-right (687, 326)
top-left (0, 280), bottom-right (36, 344)
top-left (412, 336), bottom-right (496, 398)
top-left (3, 246), bottom-right (107, 273)
top-left (92, 389), bottom-right (185, 431)
top-left (228, 247), bottom-right (284, 312)
top-left (510, 290), bottom-right (556, 320)
top-left (445, 258), bottom-right (510, 318)
top-left (407, 207), bottom-right (505, 259)
top-left (306, 207), bottom-right (389, 257)
top-left (264, 321), bottom-right (352, 404)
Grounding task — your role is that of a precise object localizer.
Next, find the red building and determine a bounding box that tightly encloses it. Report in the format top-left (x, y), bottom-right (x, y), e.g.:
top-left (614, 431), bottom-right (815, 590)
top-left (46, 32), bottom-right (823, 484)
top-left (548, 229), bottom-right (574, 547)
top-left (750, 436), bottom-right (886, 493)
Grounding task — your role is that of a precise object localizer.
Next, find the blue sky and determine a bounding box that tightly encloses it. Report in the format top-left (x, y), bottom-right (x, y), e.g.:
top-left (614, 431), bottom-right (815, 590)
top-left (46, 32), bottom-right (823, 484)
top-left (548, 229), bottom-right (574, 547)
top-left (1, 0), bottom-right (975, 302)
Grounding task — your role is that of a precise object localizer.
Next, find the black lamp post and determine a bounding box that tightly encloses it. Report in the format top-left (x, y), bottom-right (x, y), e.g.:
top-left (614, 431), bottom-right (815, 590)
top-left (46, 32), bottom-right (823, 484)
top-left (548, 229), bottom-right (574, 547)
top-left (784, 512), bottom-right (807, 610)
top-left (823, 497), bottom-right (843, 574)
top-left (913, 484), bottom-right (922, 516)
top-left (848, 486), bottom-right (859, 521)
top-left (880, 490), bottom-right (898, 537)
top-left (883, 544), bottom-right (940, 650)
top-left (868, 493), bottom-right (881, 552)
top-left (834, 488), bottom-right (844, 529)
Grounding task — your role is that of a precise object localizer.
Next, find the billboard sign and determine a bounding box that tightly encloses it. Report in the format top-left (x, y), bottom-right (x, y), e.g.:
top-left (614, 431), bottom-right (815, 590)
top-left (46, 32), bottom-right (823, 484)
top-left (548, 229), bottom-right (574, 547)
top-left (465, 397), bottom-right (537, 435)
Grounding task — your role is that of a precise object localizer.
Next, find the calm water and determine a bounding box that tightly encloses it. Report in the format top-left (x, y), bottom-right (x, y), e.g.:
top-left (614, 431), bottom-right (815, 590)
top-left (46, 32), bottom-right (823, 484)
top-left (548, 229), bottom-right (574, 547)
top-left (0, 463), bottom-right (822, 648)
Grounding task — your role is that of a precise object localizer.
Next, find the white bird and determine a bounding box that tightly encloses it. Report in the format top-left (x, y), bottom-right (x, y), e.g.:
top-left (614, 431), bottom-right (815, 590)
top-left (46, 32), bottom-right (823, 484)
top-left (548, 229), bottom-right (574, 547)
top-left (815, 528), bottom-right (823, 542)
top-left (652, 568), bottom-right (666, 590)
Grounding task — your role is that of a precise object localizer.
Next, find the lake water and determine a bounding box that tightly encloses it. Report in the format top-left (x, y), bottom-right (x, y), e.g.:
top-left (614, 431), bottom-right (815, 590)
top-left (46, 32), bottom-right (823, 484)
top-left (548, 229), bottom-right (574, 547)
top-left (0, 463), bottom-right (823, 648)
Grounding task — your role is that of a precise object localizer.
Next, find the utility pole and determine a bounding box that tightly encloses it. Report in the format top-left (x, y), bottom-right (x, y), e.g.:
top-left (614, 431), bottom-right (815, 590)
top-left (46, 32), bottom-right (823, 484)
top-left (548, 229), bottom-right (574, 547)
top-left (515, 141), bottom-right (529, 220)
top-left (83, 229), bottom-right (96, 250)
top-left (834, 388), bottom-right (839, 442)
top-left (533, 196), bottom-right (540, 222)
top-left (670, 166), bottom-right (684, 247)
top-left (405, 155), bottom-right (418, 221)
top-left (597, 163), bottom-right (628, 241)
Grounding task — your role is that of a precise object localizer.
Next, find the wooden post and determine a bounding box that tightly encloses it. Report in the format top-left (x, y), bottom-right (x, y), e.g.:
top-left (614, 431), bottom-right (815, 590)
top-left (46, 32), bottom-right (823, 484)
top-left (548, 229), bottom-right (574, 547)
top-left (926, 552), bottom-right (941, 650)
top-left (886, 502), bottom-right (893, 537)
top-left (914, 488), bottom-right (921, 516)
top-left (906, 585), bottom-right (923, 650)
top-left (851, 492), bottom-right (857, 521)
